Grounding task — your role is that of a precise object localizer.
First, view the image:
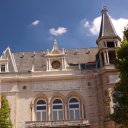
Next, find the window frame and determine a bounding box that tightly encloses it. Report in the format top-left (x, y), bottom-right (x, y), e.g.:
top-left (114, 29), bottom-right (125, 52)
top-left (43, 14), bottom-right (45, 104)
top-left (0, 64), bottom-right (6, 72)
top-left (0, 59), bottom-right (9, 73)
top-left (68, 97), bottom-right (81, 120)
top-left (52, 98), bottom-right (64, 121)
top-left (35, 99), bottom-right (47, 121)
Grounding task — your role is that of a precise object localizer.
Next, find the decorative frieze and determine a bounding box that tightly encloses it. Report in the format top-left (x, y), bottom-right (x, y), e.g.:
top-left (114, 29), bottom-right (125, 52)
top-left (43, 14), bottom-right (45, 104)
top-left (32, 80), bottom-right (80, 91)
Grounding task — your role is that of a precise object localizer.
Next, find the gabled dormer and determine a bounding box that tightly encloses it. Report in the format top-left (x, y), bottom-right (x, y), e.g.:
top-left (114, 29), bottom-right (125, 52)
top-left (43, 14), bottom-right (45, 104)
top-left (0, 55), bottom-right (8, 72)
top-left (97, 7), bottom-right (121, 68)
top-left (0, 47), bottom-right (17, 73)
top-left (45, 40), bottom-right (67, 71)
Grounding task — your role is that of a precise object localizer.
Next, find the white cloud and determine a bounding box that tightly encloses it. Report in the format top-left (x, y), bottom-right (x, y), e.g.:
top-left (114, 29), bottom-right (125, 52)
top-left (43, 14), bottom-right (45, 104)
top-left (31, 20), bottom-right (40, 26)
top-left (49, 27), bottom-right (67, 36)
top-left (89, 17), bottom-right (101, 35)
top-left (112, 18), bottom-right (128, 39)
top-left (81, 19), bottom-right (90, 28)
top-left (82, 16), bottom-right (128, 39)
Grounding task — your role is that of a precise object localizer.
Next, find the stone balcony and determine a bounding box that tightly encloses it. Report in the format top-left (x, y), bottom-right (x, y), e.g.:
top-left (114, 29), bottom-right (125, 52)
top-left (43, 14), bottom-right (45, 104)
top-left (25, 119), bottom-right (90, 128)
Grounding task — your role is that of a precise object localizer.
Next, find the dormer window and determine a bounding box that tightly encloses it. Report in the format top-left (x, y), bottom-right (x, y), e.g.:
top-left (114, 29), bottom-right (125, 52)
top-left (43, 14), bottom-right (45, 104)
top-left (0, 58), bottom-right (9, 73)
top-left (0, 64), bottom-right (6, 72)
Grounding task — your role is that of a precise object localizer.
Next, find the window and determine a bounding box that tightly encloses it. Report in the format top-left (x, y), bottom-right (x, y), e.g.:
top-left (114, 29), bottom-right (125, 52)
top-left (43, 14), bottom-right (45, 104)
top-left (85, 63), bottom-right (96, 69)
top-left (80, 63), bottom-right (96, 70)
top-left (0, 64), bottom-right (5, 72)
top-left (107, 41), bottom-right (115, 47)
top-left (36, 100), bottom-right (47, 121)
top-left (68, 98), bottom-right (80, 120)
top-left (52, 99), bottom-right (63, 121)
top-left (108, 51), bottom-right (116, 64)
top-left (80, 64), bottom-right (86, 70)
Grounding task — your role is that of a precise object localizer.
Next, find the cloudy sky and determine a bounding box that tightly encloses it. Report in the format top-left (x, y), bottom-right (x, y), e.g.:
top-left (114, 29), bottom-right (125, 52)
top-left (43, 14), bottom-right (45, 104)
top-left (0, 0), bottom-right (128, 54)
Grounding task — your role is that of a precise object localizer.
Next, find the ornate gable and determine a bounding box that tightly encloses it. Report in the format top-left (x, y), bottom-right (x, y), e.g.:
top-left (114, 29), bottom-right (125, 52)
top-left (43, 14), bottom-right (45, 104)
top-left (45, 40), bottom-right (67, 71)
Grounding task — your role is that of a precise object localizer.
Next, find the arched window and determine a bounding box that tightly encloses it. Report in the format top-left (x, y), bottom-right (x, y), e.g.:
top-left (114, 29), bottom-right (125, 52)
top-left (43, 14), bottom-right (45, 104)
top-left (52, 98), bottom-right (63, 121)
top-left (68, 98), bottom-right (80, 120)
top-left (36, 100), bottom-right (47, 121)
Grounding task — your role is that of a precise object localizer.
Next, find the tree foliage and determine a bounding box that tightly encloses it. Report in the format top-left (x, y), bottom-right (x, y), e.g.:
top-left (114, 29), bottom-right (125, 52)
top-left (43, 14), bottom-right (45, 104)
top-left (111, 26), bottom-right (128, 128)
top-left (0, 96), bottom-right (12, 128)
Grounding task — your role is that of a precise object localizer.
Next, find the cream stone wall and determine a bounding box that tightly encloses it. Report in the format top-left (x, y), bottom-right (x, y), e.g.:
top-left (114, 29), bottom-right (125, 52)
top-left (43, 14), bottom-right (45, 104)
top-left (1, 72), bottom-right (104, 128)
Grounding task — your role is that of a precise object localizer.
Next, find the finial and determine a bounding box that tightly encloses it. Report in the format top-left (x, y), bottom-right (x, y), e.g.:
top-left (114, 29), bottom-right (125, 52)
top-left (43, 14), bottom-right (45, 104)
top-left (74, 49), bottom-right (78, 55)
top-left (7, 46), bottom-right (10, 49)
top-left (62, 48), bottom-right (65, 54)
top-left (31, 51), bottom-right (35, 58)
top-left (51, 39), bottom-right (61, 54)
top-left (101, 6), bottom-right (108, 13)
top-left (47, 49), bottom-right (49, 53)
top-left (52, 39), bottom-right (59, 51)
top-left (31, 64), bottom-right (34, 72)
top-left (54, 39), bottom-right (57, 43)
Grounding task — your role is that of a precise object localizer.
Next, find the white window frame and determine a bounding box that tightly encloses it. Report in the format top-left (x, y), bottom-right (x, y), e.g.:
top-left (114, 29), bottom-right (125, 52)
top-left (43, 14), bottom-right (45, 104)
top-left (68, 97), bottom-right (80, 120)
top-left (52, 98), bottom-right (64, 121)
top-left (36, 99), bottom-right (47, 121)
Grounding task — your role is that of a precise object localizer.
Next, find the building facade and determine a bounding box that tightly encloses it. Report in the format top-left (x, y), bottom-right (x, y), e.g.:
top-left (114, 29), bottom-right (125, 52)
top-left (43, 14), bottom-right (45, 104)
top-left (0, 8), bottom-right (121, 128)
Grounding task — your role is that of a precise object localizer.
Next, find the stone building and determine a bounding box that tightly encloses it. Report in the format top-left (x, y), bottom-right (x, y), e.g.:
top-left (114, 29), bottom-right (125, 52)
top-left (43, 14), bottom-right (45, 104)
top-left (0, 7), bottom-right (121, 128)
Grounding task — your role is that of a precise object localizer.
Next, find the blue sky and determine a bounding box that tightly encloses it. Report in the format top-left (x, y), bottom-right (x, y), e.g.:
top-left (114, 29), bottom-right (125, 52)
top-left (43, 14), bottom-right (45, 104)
top-left (0, 0), bottom-right (128, 54)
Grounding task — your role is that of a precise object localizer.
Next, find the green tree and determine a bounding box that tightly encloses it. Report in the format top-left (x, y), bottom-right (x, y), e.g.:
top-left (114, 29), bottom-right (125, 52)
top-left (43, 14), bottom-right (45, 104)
top-left (0, 96), bottom-right (12, 128)
top-left (111, 26), bottom-right (128, 128)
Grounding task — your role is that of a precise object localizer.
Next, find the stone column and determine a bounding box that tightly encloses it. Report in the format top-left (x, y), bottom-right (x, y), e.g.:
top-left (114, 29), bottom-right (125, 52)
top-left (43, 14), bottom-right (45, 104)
top-left (48, 100), bottom-right (51, 121)
top-left (6, 62), bottom-right (9, 72)
top-left (46, 59), bottom-right (49, 71)
top-left (99, 54), bottom-right (103, 67)
top-left (64, 102), bottom-right (68, 120)
top-left (106, 50), bottom-right (110, 64)
top-left (103, 51), bottom-right (107, 65)
top-left (62, 58), bottom-right (64, 70)
top-left (31, 103), bottom-right (35, 121)
top-left (63, 57), bottom-right (66, 70)
top-left (48, 58), bottom-right (51, 71)
top-left (81, 104), bottom-right (84, 119)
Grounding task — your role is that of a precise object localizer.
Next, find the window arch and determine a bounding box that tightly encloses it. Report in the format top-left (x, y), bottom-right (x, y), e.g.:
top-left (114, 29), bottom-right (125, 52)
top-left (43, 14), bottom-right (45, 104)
top-left (68, 97), bottom-right (80, 120)
top-left (52, 98), bottom-right (64, 121)
top-left (36, 99), bottom-right (47, 121)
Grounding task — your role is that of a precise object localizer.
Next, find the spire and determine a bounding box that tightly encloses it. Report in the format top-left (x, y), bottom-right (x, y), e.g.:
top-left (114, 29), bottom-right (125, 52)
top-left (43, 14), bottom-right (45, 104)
top-left (98, 6), bottom-right (120, 40)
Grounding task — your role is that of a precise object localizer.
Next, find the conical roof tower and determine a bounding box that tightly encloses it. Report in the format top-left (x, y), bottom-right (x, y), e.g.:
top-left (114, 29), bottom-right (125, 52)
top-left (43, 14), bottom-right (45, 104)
top-left (97, 6), bottom-right (121, 43)
top-left (97, 7), bottom-right (121, 68)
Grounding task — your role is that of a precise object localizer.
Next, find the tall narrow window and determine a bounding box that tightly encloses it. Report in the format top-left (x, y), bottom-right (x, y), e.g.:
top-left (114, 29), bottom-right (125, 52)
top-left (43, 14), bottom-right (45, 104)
top-left (0, 64), bottom-right (5, 72)
top-left (52, 99), bottom-right (63, 121)
top-left (36, 100), bottom-right (47, 121)
top-left (68, 98), bottom-right (80, 120)
top-left (108, 51), bottom-right (116, 64)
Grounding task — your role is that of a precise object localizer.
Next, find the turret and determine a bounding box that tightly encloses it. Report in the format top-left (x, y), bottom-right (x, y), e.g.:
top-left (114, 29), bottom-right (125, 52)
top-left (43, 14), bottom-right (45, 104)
top-left (97, 7), bottom-right (121, 68)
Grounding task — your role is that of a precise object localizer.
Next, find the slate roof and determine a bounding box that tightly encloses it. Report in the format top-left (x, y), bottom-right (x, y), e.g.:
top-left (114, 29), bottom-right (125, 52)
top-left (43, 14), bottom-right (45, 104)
top-left (12, 47), bottom-right (98, 72)
top-left (98, 7), bottom-right (118, 39)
